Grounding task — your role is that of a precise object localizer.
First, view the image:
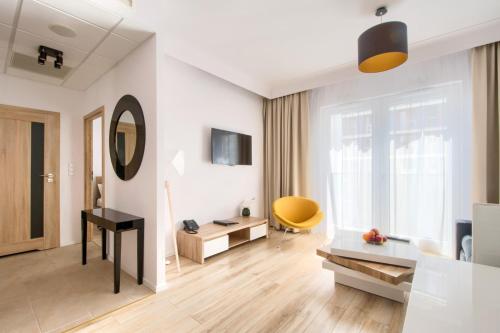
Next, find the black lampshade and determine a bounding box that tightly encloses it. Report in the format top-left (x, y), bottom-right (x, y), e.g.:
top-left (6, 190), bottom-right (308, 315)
top-left (358, 21), bottom-right (408, 73)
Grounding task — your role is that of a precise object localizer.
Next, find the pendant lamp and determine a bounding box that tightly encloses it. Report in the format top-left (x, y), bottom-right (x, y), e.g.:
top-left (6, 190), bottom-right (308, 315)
top-left (358, 6), bottom-right (408, 73)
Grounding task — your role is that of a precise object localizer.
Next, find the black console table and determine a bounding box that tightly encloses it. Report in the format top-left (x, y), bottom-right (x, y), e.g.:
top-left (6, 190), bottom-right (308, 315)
top-left (81, 208), bottom-right (144, 293)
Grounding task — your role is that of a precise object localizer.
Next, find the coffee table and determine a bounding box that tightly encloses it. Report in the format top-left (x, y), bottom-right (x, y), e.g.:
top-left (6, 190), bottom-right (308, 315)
top-left (318, 230), bottom-right (419, 302)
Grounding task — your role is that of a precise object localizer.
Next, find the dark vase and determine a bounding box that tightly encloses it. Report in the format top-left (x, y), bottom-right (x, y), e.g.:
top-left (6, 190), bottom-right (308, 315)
top-left (242, 207), bottom-right (251, 217)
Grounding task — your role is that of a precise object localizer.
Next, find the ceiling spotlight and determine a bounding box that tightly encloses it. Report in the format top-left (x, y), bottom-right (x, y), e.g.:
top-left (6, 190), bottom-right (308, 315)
top-left (38, 46), bottom-right (47, 65)
top-left (38, 45), bottom-right (64, 69)
top-left (54, 52), bottom-right (63, 69)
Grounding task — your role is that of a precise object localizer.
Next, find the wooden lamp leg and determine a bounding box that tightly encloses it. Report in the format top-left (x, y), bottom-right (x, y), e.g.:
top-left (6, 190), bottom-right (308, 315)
top-left (165, 181), bottom-right (181, 272)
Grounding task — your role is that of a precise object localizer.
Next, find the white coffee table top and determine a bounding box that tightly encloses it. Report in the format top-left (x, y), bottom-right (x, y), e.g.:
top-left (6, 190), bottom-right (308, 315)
top-left (330, 230), bottom-right (419, 267)
top-left (403, 254), bottom-right (500, 333)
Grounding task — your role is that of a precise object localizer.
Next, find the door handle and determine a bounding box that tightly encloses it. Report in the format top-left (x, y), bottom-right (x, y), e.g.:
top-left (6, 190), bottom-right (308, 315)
top-left (40, 173), bottom-right (55, 183)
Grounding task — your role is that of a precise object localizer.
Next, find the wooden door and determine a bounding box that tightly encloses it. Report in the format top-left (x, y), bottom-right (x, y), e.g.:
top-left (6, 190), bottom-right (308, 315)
top-left (0, 104), bottom-right (60, 256)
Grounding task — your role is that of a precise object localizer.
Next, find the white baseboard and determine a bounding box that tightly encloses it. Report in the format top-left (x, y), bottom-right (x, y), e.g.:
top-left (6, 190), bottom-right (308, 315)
top-left (142, 278), bottom-right (167, 293)
top-left (107, 254), bottom-right (165, 293)
top-left (150, 280), bottom-right (167, 293)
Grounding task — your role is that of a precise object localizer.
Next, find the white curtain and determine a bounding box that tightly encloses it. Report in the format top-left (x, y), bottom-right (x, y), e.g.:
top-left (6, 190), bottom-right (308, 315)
top-left (311, 51), bottom-right (472, 255)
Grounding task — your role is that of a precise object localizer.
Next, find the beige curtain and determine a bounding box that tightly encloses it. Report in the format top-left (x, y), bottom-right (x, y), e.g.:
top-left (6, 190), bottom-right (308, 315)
top-left (472, 42), bottom-right (500, 203)
top-left (263, 91), bottom-right (309, 228)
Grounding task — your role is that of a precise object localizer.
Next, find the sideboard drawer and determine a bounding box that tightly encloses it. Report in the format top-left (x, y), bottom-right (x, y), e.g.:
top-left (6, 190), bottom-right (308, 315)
top-left (250, 224), bottom-right (267, 240)
top-left (204, 235), bottom-right (229, 258)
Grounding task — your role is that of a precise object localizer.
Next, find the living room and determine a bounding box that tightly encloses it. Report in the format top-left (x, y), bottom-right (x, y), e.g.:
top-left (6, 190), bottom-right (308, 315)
top-left (0, 0), bottom-right (500, 332)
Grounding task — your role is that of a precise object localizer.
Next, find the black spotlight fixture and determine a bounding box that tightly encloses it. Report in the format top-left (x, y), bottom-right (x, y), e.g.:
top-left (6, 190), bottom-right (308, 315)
top-left (37, 45), bottom-right (64, 69)
top-left (358, 6), bottom-right (408, 73)
top-left (54, 52), bottom-right (63, 69)
top-left (38, 46), bottom-right (47, 65)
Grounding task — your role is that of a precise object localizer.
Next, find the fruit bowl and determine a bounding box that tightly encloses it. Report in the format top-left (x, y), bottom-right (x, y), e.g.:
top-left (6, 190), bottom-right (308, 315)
top-left (362, 228), bottom-right (388, 245)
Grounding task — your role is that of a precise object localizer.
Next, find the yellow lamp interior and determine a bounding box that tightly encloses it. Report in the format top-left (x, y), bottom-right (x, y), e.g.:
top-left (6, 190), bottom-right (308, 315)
top-left (359, 51), bottom-right (408, 73)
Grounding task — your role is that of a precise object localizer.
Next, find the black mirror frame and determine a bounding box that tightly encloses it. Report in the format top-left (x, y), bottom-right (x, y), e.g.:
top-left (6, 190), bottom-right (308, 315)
top-left (109, 94), bottom-right (146, 181)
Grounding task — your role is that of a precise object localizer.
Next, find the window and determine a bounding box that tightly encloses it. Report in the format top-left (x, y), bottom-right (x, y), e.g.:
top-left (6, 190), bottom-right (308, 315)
top-left (316, 82), bottom-right (470, 254)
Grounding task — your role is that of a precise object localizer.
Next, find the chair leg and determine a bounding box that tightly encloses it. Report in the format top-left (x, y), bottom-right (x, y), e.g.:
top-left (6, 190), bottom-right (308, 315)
top-left (277, 228), bottom-right (289, 249)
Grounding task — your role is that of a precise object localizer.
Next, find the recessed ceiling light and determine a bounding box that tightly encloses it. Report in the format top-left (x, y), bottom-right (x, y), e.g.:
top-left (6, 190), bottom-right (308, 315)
top-left (48, 24), bottom-right (77, 38)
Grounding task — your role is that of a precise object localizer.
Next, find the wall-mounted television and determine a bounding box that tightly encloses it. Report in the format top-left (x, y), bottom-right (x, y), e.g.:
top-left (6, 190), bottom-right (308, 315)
top-left (211, 128), bottom-right (252, 166)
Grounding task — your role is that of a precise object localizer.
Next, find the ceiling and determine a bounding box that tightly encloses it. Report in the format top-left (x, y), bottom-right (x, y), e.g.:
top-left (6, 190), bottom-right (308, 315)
top-left (0, 0), bottom-right (153, 90)
top-left (162, 0), bottom-right (500, 98)
top-left (1, 1), bottom-right (500, 97)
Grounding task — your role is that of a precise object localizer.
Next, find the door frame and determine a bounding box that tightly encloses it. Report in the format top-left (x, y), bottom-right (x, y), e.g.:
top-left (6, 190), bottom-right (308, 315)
top-left (83, 106), bottom-right (105, 241)
top-left (0, 104), bottom-right (60, 255)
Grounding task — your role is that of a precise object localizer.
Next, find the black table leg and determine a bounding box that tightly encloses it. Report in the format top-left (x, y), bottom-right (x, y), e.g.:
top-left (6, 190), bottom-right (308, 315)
top-left (137, 224), bottom-right (144, 285)
top-left (81, 215), bottom-right (87, 265)
top-left (114, 231), bottom-right (121, 293)
top-left (102, 228), bottom-right (107, 260)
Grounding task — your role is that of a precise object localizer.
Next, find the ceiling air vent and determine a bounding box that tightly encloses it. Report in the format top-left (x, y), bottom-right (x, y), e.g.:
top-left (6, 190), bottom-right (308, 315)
top-left (10, 52), bottom-right (72, 79)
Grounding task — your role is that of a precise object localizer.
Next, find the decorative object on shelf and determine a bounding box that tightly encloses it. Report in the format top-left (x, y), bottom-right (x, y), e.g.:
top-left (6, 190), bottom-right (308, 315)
top-left (109, 94), bottom-right (146, 181)
top-left (242, 207), bottom-right (250, 217)
top-left (358, 6), bottom-right (408, 73)
top-left (240, 198), bottom-right (255, 217)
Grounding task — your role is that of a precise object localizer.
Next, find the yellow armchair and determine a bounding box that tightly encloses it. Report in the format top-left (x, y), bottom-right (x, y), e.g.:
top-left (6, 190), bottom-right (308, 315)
top-left (272, 196), bottom-right (324, 231)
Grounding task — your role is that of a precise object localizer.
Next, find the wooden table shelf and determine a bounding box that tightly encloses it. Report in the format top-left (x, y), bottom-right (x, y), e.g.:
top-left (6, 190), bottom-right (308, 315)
top-left (177, 216), bottom-right (268, 264)
top-left (229, 235), bottom-right (248, 248)
top-left (317, 246), bottom-right (414, 285)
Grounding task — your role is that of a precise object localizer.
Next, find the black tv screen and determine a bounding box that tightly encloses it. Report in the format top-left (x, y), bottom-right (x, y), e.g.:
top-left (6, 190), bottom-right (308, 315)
top-left (211, 128), bottom-right (252, 165)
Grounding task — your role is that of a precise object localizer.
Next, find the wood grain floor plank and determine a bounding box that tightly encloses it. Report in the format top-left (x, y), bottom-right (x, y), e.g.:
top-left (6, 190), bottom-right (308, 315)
top-left (76, 232), bottom-right (405, 333)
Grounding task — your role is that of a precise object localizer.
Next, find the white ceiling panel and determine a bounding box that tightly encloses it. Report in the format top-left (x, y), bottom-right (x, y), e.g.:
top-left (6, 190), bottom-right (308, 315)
top-left (6, 65), bottom-right (63, 85)
top-left (35, 0), bottom-right (121, 30)
top-left (18, 0), bottom-right (107, 52)
top-left (13, 29), bottom-right (87, 67)
top-left (114, 18), bottom-right (153, 44)
top-left (0, 23), bottom-right (11, 49)
top-left (0, 24), bottom-right (12, 69)
top-left (0, 0), bottom-right (18, 26)
top-left (94, 33), bottom-right (136, 62)
top-left (63, 53), bottom-right (114, 90)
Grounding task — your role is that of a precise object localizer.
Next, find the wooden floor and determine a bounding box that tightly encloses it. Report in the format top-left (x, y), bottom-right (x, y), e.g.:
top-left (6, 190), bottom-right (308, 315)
top-left (75, 231), bottom-right (406, 333)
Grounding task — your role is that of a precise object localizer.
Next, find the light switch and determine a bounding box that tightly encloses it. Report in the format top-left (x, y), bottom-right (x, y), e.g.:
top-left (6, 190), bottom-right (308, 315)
top-left (68, 162), bottom-right (74, 176)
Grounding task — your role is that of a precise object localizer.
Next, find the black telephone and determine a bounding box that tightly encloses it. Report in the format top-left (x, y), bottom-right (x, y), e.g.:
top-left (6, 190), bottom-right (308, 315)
top-left (183, 220), bottom-right (199, 234)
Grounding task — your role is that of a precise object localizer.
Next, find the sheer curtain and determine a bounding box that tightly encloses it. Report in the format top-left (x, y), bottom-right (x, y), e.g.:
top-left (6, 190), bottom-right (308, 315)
top-left (311, 52), bottom-right (472, 255)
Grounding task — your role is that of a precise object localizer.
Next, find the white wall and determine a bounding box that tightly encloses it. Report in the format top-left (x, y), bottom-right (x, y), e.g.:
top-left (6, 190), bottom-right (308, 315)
top-left (82, 36), bottom-right (164, 290)
top-left (0, 73), bottom-right (85, 247)
top-left (92, 117), bottom-right (102, 177)
top-left (0, 34), bottom-right (263, 291)
top-left (157, 55), bottom-right (263, 257)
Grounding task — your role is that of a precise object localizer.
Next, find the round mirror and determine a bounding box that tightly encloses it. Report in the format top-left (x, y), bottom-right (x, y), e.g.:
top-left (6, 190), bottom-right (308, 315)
top-left (109, 95), bottom-right (146, 181)
top-left (115, 110), bottom-right (136, 166)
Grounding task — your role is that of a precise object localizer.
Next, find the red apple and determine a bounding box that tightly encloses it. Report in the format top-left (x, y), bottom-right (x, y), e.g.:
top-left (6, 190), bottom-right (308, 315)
top-left (371, 228), bottom-right (380, 236)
